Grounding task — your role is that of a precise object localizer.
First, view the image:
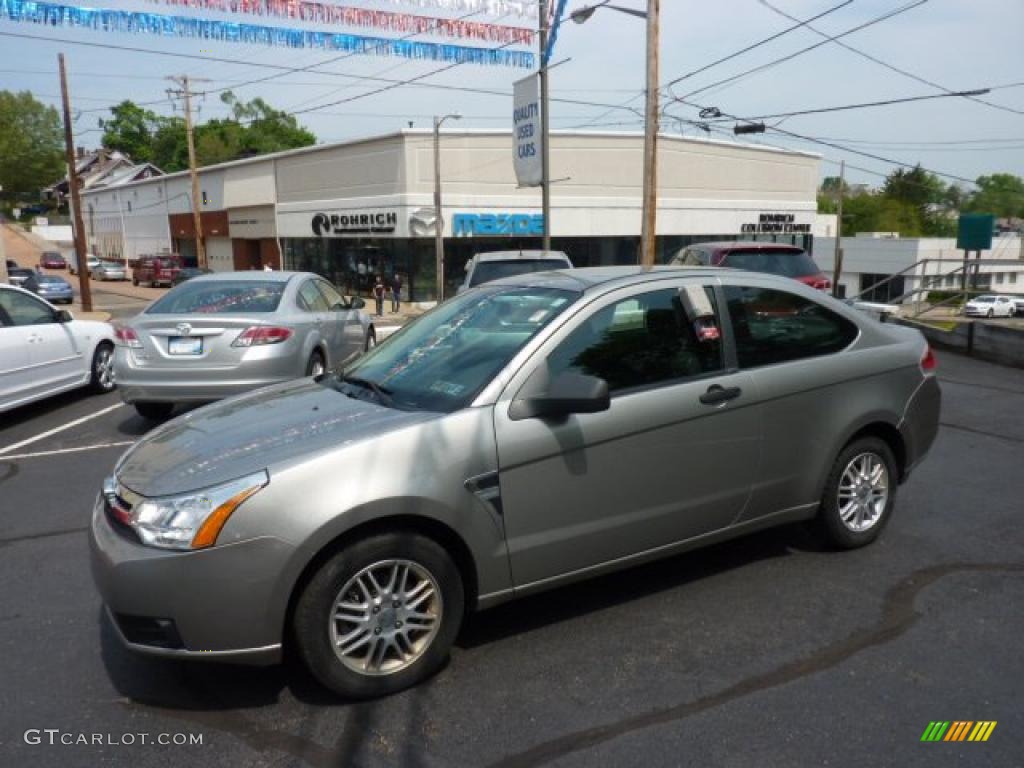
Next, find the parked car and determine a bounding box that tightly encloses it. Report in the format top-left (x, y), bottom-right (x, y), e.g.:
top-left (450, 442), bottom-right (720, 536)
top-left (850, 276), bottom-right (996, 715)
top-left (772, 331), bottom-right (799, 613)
top-left (963, 294), bottom-right (1015, 318)
top-left (457, 250), bottom-right (573, 293)
top-left (1009, 295), bottom-right (1024, 317)
top-left (0, 283), bottom-right (115, 413)
top-left (112, 271), bottom-right (375, 420)
top-left (171, 267), bottom-right (214, 287)
top-left (91, 266), bottom-right (940, 699)
top-left (39, 251), bottom-right (67, 270)
top-left (6, 267), bottom-right (34, 286)
top-left (69, 253), bottom-right (100, 277)
top-left (5, 258), bottom-right (17, 271)
top-left (23, 273), bottom-right (74, 304)
top-left (132, 254), bottom-right (182, 287)
top-left (670, 242), bottom-right (832, 291)
top-left (92, 260), bottom-right (127, 281)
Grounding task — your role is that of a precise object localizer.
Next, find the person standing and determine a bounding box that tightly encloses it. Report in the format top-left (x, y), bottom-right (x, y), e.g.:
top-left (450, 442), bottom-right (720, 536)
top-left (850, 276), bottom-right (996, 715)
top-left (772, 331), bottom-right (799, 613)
top-left (391, 273), bottom-right (402, 313)
top-left (373, 275), bottom-right (385, 317)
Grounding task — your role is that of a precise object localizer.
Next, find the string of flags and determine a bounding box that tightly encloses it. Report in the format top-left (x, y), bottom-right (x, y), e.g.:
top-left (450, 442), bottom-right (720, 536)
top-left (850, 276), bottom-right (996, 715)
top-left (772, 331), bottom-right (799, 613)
top-left (0, 0), bottom-right (536, 67)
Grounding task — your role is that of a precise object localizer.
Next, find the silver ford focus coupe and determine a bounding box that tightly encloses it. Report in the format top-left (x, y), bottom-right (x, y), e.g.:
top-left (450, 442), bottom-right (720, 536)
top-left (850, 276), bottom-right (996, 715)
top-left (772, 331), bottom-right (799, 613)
top-left (91, 267), bottom-right (940, 699)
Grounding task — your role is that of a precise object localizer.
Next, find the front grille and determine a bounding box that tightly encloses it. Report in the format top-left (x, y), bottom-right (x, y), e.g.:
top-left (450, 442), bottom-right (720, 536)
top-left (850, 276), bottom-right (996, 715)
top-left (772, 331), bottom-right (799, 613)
top-left (114, 614), bottom-right (184, 649)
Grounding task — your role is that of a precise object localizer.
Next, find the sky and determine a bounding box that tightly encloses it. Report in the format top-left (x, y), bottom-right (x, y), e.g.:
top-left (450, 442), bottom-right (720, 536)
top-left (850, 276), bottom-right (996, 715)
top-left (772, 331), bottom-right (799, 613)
top-left (1, 0), bottom-right (1022, 189)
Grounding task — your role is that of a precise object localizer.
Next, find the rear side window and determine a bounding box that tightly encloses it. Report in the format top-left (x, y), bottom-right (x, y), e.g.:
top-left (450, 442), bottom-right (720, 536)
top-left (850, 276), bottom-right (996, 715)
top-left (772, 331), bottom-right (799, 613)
top-left (721, 249), bottom-right (821, 278)
top-left (724, 286), bottom-right (858, 368)
top-left (147, 281), bottom-right (285, 314)
top-left (297, 280), bottom-right (329, 312)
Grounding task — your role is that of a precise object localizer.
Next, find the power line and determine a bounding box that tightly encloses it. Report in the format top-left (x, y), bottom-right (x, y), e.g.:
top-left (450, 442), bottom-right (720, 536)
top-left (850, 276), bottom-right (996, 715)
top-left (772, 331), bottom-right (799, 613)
top-left (756, 0), bottom-right (1024, 118)
top-left (675, 0), bottom-right (929, 102)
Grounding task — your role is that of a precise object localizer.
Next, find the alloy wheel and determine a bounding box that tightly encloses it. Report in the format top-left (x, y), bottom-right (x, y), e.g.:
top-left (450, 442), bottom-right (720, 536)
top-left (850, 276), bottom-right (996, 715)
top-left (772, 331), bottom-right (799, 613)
top-left (94, 345), bottom-right (115, 390)
top-left (329, 559), bottom-right (443, 676)
top-left (837, 452), bottom-right (889, 532)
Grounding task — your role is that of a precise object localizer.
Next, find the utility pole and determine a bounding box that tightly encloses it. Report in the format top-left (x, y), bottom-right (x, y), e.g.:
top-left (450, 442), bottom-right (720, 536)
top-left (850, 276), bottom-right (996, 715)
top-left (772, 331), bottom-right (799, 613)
top-left (539, 0), bottom-right (552, 251)
top-left (167, 75), bottom-right (210, 269)
top-left (639, 0), bottom-right (660, 268)
top-left (831, 159), bottom-right (845, 298)
top-left (434, 117), bottom-right (445, 303)
top-left (59, 53), bottom-right (93, 313)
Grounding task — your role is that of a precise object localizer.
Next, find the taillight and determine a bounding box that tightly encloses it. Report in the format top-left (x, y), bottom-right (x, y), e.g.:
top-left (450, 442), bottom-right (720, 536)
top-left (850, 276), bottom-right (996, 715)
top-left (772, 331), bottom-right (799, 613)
top-left (920, 345), bottom-right (937, 374)
top-left (113, 325), bottom-right (142, 349)
top-left (232, 326), bottom-right (293, 347)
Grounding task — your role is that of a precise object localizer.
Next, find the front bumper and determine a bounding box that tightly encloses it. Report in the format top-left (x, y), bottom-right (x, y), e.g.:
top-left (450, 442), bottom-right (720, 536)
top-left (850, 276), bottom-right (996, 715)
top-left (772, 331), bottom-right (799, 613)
top-left (89, 492), bottom-right (294, 664)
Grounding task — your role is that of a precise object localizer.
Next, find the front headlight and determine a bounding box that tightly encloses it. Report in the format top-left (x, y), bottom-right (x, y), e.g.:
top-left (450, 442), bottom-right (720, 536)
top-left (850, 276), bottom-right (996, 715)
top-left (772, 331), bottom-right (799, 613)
top-left (116, 471), bottom-right (268, 550)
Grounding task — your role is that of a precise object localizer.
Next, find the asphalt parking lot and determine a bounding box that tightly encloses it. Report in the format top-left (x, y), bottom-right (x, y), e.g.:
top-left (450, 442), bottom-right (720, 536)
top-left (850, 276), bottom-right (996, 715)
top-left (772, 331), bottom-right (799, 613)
top-left (0, 350), bottom-right (1021, 768)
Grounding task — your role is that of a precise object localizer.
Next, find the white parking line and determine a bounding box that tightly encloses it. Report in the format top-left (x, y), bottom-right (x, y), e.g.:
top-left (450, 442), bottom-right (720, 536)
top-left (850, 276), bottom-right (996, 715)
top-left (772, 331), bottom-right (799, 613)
top-left (0, 402), bottom-right (125, 456)
top-left (0, 441), bottom-right (134, 461)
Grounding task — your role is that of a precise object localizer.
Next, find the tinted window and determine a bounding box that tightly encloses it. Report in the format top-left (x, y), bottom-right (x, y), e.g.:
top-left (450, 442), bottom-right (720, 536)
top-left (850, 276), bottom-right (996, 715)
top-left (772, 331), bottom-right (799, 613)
top-left (147, 281), bottom-right (286, 314)
top-left (548, 287), bottom-right (723, 393)
top-left (724, 286), bottom-right (858, 368)
top-left (37, 276), bottom-right (66, 284)
top-left (297, 280), bottom-right (329, 312)
top-left (469, 259), bottom-right (570, 287)
top-left (0, 289), bottom-right (56, 327)
top-left (315, 279), bottom-right (345, 309)
top-left (721, 249), bottom-right (821, 278)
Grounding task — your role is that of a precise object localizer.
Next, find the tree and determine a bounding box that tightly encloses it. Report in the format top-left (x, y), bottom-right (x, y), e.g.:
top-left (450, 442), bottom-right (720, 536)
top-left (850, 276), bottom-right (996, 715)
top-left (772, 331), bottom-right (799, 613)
top-left (0, 90), bottom-right (64, 203)
top-left (965, 174), bottom-right (1024, 219)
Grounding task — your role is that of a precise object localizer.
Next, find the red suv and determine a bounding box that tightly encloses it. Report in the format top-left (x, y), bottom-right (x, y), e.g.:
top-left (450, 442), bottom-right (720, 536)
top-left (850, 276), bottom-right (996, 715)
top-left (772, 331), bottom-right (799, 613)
top-left (132, 254), bottom-right (182, 287)
top-left (671, 241), bottom-right (831, 291)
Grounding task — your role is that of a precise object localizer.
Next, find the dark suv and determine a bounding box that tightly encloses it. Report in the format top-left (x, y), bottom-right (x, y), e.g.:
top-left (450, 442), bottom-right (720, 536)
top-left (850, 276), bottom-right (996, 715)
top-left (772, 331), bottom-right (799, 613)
top-left (132, 254), bottom-right (182, 287)
top-left (671, 242), bottom-right (831, 291)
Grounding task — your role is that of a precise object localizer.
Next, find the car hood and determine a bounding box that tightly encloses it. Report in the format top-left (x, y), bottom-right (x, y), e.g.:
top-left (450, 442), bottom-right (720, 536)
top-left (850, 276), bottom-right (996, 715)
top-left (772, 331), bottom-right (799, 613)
top-left (115, 379), bottom-right (439, 497)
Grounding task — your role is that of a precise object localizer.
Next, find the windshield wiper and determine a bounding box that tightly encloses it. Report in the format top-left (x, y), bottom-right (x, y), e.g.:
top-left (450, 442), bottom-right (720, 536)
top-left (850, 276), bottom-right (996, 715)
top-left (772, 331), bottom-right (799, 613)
top-left (337, 374), bottom-right (393, 406)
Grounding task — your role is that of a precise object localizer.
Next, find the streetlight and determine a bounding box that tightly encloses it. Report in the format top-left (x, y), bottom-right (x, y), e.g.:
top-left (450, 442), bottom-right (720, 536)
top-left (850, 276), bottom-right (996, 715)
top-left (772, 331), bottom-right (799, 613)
top-left (433, 112), bottom-right (461, 303)
top-left (572, 1), bottom-right (658, 268)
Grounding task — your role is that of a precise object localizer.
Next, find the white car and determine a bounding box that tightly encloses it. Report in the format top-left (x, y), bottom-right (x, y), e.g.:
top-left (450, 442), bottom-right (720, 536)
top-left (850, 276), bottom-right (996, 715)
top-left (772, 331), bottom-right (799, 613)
top-left (457, 250), bottom-right (573, 294)
top-left (0, 284), bottom-right (116, 413)
top-left (963, 295), bottom-right (1015, 318)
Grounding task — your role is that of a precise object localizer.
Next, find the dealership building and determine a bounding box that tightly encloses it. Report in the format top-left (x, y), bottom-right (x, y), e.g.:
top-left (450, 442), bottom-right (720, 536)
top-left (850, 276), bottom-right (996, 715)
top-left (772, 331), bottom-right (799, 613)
top-left (80, 129), bottom-right (829, 301)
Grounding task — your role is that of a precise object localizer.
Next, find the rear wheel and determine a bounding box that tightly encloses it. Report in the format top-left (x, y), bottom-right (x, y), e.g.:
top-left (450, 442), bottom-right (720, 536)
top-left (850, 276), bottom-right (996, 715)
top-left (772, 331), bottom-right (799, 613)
top-left (292, 531), bottom-right (464, 699)
top-left (88, 343), bottom-right (115, 393)
top-left (134, 402), bottom-right (174, 421)
top-left (364, 327), bottom-right (376, 352)
top-left (817, 437), bottom-right (897, 549)
top-left (987, 308), bottom-right (994, 318)
top-left (307, 350), bottom-right (326, 377)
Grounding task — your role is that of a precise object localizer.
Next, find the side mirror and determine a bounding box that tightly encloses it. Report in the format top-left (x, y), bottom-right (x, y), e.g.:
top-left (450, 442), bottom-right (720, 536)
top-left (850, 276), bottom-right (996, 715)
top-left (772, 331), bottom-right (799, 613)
top-left (511, 373), bottom-right (610, 420)
top-left (350, 297), bottom-right (366, 310)
top-left (54, 309), bottom-right (73, 323)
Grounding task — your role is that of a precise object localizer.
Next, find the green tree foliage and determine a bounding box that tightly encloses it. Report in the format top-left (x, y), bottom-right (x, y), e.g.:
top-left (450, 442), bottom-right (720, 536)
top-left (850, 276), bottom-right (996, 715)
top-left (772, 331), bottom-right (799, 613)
top-left (964, 173), bottom-right (1024, 219)
top-left (100, 92), bottom-right (315, 172)
top-left (0, 90), bottom-right (64, 203)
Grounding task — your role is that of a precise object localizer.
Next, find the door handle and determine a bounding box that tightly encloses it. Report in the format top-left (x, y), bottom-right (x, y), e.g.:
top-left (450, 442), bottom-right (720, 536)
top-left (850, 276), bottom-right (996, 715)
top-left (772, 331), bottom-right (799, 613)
top-left (699, 384), bottom-right (742, 405)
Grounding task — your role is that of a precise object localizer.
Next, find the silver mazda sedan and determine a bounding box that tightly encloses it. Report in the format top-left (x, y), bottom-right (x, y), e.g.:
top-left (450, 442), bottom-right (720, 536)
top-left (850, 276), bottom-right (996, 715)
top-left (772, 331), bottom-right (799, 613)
top-left (91, 267), bottom-right (940, 699)
top-left (113, 271), bottom-right (375, 420)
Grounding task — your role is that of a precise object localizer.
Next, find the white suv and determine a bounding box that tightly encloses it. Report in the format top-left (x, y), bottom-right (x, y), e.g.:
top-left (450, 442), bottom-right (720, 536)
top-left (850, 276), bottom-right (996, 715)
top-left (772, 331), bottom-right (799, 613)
top-left (458, 250), bottom-right (573, 294)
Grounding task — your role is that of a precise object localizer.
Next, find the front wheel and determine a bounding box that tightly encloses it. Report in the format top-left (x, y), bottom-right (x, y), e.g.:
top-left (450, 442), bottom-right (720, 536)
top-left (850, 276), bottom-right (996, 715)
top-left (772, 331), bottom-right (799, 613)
top-left (292, 532), bottom-right (464, 699)
top-left (134, 402), bottom-right (174, 421)
top-left (986, 308), bottom-right (994, 318)
top-left (816, 437), bottom-right (897, 549)
top-left (88, 343), bottom-right (115, 393)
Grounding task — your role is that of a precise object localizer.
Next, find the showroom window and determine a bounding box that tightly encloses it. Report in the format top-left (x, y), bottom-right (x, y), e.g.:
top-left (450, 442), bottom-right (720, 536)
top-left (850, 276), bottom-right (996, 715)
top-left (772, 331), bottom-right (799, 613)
top-left (723, 285), bottom-right (859, 368)
top-left (546, 286), bottom-right (723, 393)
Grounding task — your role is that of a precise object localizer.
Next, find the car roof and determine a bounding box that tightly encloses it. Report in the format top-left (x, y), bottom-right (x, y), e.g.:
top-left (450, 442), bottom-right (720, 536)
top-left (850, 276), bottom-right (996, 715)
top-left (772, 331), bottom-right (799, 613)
top-left (684, 241), bottom-right (805, 252)
top-left (487, 265), bottom-right (744, 293)
top-left (472, 250), bottom-right (570, 262)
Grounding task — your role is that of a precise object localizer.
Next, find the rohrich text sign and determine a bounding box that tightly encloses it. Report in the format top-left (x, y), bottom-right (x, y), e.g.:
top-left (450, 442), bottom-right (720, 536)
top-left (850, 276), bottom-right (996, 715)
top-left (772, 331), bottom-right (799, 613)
top-left (513, 74), bottom-right (542, 187)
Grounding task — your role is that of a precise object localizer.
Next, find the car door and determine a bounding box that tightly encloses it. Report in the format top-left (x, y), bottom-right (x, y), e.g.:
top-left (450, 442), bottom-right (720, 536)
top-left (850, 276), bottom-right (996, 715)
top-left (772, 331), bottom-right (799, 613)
top-left (493, 278), bottom-right (762, 588)
top-left (0, 292), bottom-right (34, 409)
top-left (313, 278), bottom-right (358, 362)
top-left (0, 289), bottom-right (83, 400)
top-left (295, 278), bottom-right (331, 362)
top-left (719, 279), bottom-right (862, 522)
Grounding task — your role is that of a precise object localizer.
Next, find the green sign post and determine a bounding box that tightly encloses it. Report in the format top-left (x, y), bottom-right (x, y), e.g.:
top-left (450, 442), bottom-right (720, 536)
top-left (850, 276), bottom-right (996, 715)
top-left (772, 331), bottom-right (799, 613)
top-left (957, 213), bottom-right (995, 291)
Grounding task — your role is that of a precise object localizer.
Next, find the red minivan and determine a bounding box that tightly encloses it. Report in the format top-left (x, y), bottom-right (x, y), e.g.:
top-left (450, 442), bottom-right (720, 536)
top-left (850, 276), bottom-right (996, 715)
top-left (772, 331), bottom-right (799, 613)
top-left (132, 254), bottom-right (182, 287)
top-left (670, 241), bottom-right (831, 291)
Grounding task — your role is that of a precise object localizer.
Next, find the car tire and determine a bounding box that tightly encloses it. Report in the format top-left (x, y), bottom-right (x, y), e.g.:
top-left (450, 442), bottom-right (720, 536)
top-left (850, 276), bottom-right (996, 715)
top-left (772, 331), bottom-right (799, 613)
top-left (986, 309), bottom-right (993, 318)
top-left (292, 531), bottom-right (464, 700)
top-left (817, 437), bottom-right (897, 550)
top-left (88, 342), bottom-right (116, 394)
top-left (364, 327), bottom-right (376, 352)
top-left (306, 350), bottom-right (326, 377)
top-left (134, 402), bottom-right (174, 421)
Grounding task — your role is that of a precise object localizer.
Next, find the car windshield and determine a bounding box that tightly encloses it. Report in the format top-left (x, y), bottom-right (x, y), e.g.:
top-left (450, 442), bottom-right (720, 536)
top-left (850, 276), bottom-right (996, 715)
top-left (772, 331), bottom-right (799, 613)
top-left (721, 249), bottom-right (821, 278)
top-left (469, 259), bottom-right (570, 287)
top-left (146, 280), bottom-right (286, 314)
top-left (100, 261), bottom-right (121, 268)
top-left (337, 286), bottom-right (578, 412)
